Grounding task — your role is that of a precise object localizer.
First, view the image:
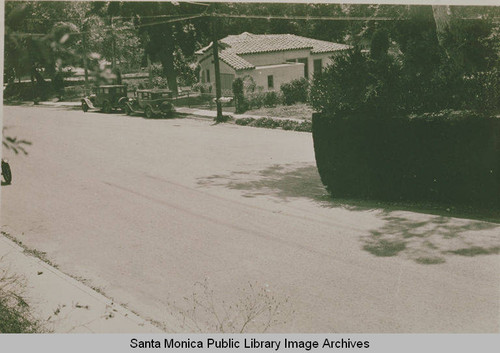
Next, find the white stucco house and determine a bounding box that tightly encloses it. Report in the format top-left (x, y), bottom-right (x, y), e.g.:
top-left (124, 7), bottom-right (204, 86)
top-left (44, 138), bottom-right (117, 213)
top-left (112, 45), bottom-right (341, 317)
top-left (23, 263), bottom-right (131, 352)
top-left (195, 32), bottom-right (351, 94)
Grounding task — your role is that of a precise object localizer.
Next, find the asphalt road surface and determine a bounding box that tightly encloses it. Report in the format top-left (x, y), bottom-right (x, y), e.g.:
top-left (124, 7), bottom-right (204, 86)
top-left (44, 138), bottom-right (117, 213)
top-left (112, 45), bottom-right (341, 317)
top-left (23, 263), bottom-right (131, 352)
top-left (2, 105), bottom-right (499, 333)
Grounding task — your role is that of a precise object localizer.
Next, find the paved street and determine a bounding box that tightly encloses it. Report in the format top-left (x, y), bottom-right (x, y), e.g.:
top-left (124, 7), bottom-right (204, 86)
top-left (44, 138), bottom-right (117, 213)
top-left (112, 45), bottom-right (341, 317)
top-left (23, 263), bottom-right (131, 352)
top-left (1, 105), bottom-right (499, 333)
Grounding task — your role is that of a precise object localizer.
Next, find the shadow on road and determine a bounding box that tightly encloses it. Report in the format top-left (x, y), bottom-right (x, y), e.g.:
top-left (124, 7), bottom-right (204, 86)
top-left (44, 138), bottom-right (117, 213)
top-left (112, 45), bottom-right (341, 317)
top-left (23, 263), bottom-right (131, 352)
top-left (362, 212), bottom-right (500, 264)
top-left (198, 163), bottom-right (328, 202)
top-left (198, 163), bottom-right (500, 264)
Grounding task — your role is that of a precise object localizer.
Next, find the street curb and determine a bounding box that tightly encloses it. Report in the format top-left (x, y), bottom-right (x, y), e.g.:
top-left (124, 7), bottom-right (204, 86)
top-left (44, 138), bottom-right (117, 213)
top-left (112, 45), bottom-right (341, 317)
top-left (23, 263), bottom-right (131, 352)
top-left (0, 234), bottom-right (164, 333)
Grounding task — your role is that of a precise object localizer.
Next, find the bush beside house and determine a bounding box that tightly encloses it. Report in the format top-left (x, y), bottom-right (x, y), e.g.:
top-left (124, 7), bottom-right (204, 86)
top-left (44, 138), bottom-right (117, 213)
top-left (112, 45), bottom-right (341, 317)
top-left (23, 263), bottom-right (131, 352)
top-left (280, 78), bottom-right (309, 105)
top-left (310, 20), bottom-right (500, 206)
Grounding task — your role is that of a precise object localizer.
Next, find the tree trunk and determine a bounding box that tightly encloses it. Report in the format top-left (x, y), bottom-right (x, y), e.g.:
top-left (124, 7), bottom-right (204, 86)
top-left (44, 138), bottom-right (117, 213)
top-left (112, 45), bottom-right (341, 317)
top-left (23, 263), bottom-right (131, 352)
top-left (432, 6), bottom-right (452, 47)
top-left (211, 16), bottom-right (223, 122)
top-left (159, 36), bottom-right (178, 95)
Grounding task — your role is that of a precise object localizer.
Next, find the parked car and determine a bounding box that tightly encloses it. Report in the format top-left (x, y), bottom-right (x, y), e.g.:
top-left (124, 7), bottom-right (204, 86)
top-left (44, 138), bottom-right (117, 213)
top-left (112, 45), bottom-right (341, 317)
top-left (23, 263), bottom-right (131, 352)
top-left (123, 89), bottom-right (175, 118)
top-left (81, 85), bottom-right (128, 113)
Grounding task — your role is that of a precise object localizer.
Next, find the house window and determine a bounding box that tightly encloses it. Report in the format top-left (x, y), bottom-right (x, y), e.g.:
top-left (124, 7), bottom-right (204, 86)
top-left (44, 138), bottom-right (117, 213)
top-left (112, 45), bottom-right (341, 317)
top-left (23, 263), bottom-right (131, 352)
top-left (314, 59), bottom-right (323, 74)
top-left (206, 69), bottom-right (210, 83)
top-left (267, 75), bottom-right (274, 89)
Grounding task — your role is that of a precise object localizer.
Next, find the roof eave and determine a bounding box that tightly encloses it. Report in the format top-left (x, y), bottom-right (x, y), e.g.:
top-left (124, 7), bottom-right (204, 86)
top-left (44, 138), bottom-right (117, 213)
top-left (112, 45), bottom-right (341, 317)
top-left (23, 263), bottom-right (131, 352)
top-left (236, 46), bottom-right (313, 56)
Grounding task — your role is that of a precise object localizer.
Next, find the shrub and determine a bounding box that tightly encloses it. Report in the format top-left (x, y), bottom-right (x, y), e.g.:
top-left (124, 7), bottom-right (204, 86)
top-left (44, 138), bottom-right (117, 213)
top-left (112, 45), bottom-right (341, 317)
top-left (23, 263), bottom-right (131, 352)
top-left (279, 120), bottom-right (299, 131)
top-left (246, 92), bottom-right (265, 110)
top-left (311, 36), bottom-right (500, 118)
top-left (233, 117), bottom-right (312, 132)
top-left (263, 91), bottom-right (280, 107)
top-left (280, 78), bottom-right (309, 105)
top-left (310, 48), bottom-right (403, 117)
top-left (462, 69), bottom-right (500, 114)
top-left (294, 120), bottom-right (312, 132)
top-left (4, 82), bottom-right (52, 102)
top-left (232, 78), bottom-right (248, 113)
top-left (312, 111), bottom-right (500, 206)
top-left (251, 117), bottom-right (281, 129)
top-left (235, 117), bottom-right (255, 126)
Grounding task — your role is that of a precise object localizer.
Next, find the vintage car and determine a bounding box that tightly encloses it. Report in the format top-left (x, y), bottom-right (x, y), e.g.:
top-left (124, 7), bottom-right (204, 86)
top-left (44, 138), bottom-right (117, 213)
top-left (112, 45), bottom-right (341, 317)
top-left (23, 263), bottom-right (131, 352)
top-left (123, 89), bottom-right (175, 118)
top-left (81, 85), bottom-right (128, 113)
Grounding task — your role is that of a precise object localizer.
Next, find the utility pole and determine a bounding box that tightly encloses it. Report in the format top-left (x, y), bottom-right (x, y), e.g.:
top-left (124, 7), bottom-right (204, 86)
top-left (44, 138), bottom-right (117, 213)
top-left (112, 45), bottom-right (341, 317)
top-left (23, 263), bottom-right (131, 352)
top-left (82, 20), bottom-right (89, 95)
top-left (211, 15), bottom-right (223, 122)
top-left (147, 54), bottom-right (153, 87)
top-left (111, 16), bottom-right (116, 69)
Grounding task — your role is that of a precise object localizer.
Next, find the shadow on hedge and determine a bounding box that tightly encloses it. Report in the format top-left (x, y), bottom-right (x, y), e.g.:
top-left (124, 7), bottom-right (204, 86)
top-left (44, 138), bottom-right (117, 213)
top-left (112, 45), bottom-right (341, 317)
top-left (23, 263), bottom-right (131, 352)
top-left (198, 163), bottom-right (500, 264)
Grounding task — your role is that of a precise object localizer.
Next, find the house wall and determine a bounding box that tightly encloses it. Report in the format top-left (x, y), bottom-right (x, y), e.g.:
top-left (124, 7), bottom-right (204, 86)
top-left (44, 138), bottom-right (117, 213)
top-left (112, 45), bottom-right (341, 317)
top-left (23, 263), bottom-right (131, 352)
top-left (198, 55), bottom-right (235, 83)
top-left (309, 51), bottom-right (347, 77)
top-left (237, 63), bottom-right (304, 92)
top-left (310, 53), bottom-right (333, 76)
top-left (239, 49), bottom-right (311, 67)
top-left (196, 49), bottom-right (348, 94)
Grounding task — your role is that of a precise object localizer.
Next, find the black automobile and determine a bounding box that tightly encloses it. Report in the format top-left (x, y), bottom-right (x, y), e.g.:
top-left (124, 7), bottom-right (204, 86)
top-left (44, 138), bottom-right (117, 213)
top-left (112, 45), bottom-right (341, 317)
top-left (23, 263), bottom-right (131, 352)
top-left (123, 89), bottom-right (175, 118)
top-left (81, 85), bottom-right (129, 113)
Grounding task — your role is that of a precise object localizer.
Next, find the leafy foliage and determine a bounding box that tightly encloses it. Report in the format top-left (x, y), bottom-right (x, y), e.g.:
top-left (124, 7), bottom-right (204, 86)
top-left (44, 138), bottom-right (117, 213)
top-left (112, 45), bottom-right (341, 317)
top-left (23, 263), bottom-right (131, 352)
top-left (280, 78), bottom-right (309, 105)
top-left (232, 78), bottom-right (248, 114)
top-left (2, 128), bottom-right (32, 156)
top-left (235, 117), bottom-right (312, 132)
top-left (311, 6), bottom-right (500, 117)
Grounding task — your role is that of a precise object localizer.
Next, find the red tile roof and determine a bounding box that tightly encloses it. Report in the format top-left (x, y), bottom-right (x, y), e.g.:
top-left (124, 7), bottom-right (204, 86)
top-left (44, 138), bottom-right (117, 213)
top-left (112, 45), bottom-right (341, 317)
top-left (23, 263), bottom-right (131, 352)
top-left (219, 50), bottom-right (255, 70)
top-left (197, 32), bottom-right (351, 71)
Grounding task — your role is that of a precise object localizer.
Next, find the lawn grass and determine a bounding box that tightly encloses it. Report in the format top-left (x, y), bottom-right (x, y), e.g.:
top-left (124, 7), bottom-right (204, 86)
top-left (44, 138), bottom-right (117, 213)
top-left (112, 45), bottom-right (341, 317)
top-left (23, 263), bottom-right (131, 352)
top-left (242, 103), bottom-right (313, 120)
top-left (203, 103), bottom-right (314, 120)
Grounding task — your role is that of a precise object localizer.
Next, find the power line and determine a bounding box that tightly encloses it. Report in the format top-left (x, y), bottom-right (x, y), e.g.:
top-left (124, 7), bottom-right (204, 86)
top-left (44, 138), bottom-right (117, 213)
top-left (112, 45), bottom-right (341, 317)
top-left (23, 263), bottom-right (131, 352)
top-left (9, 14), bottom-right (207, 38)
top-left (9, 11), bottom-right (500, 38)
top-left (15, 13), bottom-right (204, 24)
top-left (135, 14), bottom-right (207, 28)
top-left (212, 13), bottom-right (500, 22)
top-left (212, 14), bottom-right (404, 21)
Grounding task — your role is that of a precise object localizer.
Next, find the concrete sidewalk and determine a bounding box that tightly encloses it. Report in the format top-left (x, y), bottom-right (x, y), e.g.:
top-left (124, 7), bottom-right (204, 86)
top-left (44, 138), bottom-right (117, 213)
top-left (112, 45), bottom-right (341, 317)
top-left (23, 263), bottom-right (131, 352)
top-left (0, 234), bottom-right (163, 333)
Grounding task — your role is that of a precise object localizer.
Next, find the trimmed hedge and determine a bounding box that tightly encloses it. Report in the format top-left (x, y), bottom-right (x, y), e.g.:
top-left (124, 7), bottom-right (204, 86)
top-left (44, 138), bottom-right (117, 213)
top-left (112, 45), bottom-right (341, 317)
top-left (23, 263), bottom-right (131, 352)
top-left (312, 111), bottom-right (500, 206)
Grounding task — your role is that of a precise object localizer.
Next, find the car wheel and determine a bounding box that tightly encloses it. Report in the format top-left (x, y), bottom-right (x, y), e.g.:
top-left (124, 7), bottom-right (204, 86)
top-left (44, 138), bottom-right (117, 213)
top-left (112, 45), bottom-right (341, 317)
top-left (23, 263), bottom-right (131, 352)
top-left (2, 160), bottom-right (12, 185)
top-left (145, 106), bottom-right (154, 119)
top-left (82, 102), bottom-right (89, 112)
top-left (102, 101), bottom-right (112, 114)
top-left (124, 104), bottom-right (131, 115)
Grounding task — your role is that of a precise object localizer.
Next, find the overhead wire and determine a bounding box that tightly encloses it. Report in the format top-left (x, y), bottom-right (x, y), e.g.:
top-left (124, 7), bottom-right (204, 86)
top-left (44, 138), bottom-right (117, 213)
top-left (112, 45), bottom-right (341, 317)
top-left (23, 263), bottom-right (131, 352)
top-left (9, 11), bottom-right (499, 39)
top-left (212, 14), bottom-right (404, 21)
